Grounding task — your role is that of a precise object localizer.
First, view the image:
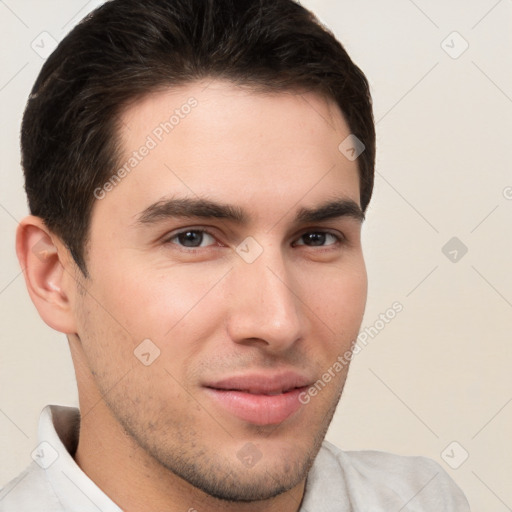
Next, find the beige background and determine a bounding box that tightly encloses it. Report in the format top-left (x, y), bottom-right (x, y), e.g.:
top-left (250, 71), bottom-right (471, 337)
top-left (1, 1), bottom-right (511, 510)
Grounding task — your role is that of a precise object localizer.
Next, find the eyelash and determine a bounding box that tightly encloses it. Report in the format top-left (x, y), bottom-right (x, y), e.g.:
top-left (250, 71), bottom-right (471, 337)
top-left (162, 228), bottom-right (346, 252)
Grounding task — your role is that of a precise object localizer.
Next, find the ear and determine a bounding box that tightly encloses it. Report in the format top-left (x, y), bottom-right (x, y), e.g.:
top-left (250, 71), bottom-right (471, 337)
top-left (16, 215), bottom-right (79, 334)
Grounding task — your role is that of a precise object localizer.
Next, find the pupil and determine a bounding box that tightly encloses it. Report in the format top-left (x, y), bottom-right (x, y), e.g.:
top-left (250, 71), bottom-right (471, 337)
top-left (179, 231), bottom-right (202, 247)
top-left (306, 233), bottom-right (325, 246)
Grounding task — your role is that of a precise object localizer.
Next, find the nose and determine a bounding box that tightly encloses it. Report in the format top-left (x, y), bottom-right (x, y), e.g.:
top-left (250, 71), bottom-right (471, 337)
top-left (225, 245), bottom-right (304, 353)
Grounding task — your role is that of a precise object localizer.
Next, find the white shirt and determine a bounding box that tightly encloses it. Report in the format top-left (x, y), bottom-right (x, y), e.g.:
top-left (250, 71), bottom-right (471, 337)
top-left (0, 405), bottom-right (470, 511)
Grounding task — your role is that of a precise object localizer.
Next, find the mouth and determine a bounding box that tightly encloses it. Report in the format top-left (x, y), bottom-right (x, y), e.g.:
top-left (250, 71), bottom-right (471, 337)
top-left (203, 372), bottom-right (312, 426)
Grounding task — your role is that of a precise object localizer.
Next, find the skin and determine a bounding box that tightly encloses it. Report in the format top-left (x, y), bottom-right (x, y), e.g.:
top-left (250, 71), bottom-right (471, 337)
top-left (17, 80), bottom-right (367, 512)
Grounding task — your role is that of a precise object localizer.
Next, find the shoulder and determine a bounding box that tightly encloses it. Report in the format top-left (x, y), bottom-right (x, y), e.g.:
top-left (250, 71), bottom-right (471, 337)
top-left (303, 440), bottom-right (471, 511)
top-left (0, 462), bottom-right (64, 512)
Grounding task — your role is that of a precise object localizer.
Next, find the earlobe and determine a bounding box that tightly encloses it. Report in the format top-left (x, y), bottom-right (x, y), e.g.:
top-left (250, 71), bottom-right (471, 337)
top-left (16, 216), bottom-right (78, 334)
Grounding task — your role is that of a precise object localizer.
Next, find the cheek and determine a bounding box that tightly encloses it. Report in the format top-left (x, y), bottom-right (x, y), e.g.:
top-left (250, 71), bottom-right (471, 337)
top-left (73, 286), bottom-right (136, 394)
top-left (74, 282), bottom-right (195, 405)
top-left (304, 260), bottom-right (367, 335)
top-left (91, 262), bottom-right (229, 343)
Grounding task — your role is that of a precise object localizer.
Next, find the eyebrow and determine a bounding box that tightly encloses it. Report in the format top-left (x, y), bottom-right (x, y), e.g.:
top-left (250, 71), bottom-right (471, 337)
top-left (136, 196), bottom-right (365, 226)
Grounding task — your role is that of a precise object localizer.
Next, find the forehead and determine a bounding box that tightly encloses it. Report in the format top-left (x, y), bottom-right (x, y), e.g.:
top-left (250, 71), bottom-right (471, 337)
top-left (93, 80), bottom-right (361, 230)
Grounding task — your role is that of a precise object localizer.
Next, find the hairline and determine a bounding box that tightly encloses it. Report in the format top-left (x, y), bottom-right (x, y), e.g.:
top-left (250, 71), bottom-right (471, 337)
top-left (76, 79), bottom-right (365, 277)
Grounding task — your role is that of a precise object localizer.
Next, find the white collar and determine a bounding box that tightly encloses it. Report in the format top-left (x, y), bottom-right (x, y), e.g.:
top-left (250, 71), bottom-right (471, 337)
top-left (38, 405), bottom-right (122, 512)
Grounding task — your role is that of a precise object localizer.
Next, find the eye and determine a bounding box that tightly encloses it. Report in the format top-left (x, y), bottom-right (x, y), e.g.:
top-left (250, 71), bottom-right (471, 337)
top-left (294, 231), bottom-right (342, 247)
top-left (165, 229), bottom-right (217, 248)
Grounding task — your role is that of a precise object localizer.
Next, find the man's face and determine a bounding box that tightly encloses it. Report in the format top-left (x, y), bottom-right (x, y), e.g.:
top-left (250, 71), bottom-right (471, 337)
top-left (72, 80), bottom-right (367, 501)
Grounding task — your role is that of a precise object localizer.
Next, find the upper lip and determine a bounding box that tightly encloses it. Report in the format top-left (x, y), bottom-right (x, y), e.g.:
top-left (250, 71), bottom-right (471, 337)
top-left (204, 371), bottom-right (312, 395)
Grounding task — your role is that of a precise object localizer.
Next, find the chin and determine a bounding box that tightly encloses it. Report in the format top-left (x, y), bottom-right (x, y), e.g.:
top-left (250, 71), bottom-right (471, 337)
top-left (163, 451), bottom-right (312, 503)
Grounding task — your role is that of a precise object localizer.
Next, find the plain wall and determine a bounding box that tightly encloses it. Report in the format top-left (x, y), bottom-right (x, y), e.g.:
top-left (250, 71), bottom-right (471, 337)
top-left (0, 1), bottom-right (511, 510)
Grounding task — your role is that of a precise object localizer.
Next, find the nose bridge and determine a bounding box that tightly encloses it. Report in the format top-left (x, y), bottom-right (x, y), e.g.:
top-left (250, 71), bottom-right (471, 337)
top-left (226, 241), bottom-right (304, 349)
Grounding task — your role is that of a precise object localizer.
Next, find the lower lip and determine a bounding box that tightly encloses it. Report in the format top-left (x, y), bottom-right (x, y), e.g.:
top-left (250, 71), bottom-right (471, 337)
top-left (204, 387), bottom-right (307, 426)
